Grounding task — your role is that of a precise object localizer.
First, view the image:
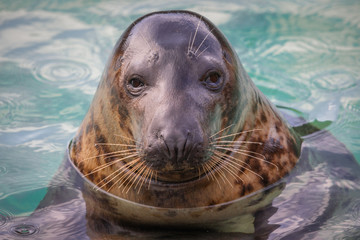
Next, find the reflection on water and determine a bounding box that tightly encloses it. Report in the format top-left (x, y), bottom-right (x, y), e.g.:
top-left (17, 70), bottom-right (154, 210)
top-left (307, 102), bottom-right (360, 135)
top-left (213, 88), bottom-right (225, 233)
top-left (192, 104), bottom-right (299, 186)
top-left (0, 0), bottom-right (359, 239)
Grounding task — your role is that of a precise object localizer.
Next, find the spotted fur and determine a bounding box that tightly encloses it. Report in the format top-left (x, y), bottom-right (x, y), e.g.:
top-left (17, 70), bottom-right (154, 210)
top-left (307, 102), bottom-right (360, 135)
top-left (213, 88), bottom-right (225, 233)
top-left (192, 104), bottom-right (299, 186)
top-left (69, 10), bottom-right (301, 210)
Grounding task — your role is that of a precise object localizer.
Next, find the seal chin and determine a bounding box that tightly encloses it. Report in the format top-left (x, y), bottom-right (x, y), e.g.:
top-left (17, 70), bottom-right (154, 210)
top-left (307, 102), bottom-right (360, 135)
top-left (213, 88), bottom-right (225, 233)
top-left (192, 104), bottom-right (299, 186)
top-left (155, 167), bottom-right (201, 183)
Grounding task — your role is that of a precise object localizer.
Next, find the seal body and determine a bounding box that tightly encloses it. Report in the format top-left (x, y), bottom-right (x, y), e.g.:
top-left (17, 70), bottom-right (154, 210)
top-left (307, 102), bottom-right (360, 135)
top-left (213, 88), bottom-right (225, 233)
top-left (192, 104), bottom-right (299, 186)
top-left (69, 10), bottom-right (301, 210)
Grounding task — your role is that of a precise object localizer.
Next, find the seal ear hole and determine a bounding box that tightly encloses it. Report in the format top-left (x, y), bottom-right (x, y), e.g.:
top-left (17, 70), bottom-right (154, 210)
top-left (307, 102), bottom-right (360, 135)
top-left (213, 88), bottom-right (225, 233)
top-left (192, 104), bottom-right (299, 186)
top-left (201, 71), bottom-right (224, 91)
top-left (126, 76), bottom-right (146, 96)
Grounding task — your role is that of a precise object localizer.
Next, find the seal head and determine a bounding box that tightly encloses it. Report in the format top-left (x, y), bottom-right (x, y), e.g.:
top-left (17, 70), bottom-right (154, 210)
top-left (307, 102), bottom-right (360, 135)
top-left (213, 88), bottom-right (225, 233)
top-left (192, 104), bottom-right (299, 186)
top-left (69, 10), bottom-right (301, 209)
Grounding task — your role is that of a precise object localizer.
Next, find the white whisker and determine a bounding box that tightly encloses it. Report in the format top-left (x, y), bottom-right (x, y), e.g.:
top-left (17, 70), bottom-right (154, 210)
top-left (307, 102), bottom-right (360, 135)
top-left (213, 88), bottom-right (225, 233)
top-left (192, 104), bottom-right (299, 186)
top-left (106, 159), bottom-right (140, 192)
top-left (97, 158), bottom-right (139, 190)
top-left (215, 146), bottom-right (279, 170)
top-left (196, 46), bottom-right (209, 58)
top-left (187, 32), bottom-right (193, 54)
top-left (189, 16), bottom-right (202, 53)
top-left (78, 148), bottom-right (137, 164)
top-left (119, 161), bottom-right (144, 192)
top-left (95, 143), bottom-right (137, 147)
top-left (214, 129), bottom-right (263, 141)
top-left (211, 156), bottom-right (245, 183)
top-left (113, 134), bottom-right (140, 144)
top-left (213, 150), bottom-right (251, 168)
top-left (194, 28), bottom-right (214, 55)
top-left (213, 140), bottom-right (263, 145)
top-left (210, 124), bottom-right (234, 138)
top-left (85, 154), bottom-right (138, 176)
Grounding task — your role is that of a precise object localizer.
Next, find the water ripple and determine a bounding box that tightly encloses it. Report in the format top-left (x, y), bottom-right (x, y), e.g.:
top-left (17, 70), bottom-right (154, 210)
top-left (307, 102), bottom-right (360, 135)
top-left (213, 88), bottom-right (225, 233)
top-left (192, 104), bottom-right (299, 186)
top-left (0, 209), bottom-right (14, 227)
top-left (0, 166), bottom-right (7, 176)
top-left (311, 69), bottom-right (358, 91)
top-left (10, 223), bottom-right (39, 236)
top-left (32, 58), bottom-right (92, 87)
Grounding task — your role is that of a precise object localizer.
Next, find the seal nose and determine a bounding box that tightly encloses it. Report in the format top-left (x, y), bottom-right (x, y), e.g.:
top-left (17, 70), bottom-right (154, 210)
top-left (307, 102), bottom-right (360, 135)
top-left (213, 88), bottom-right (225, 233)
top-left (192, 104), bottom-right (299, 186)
top-left (159, 129), bottom-right (192, 163)
top-left (144, 118), bottom-right (207, 171)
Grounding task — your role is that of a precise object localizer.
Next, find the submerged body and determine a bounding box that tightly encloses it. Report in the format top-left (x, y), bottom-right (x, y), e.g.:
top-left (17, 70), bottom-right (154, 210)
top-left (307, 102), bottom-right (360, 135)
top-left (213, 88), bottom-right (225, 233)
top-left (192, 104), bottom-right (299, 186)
top-left (2, 128), bottom-right (359, 239)
top-left (69, 11), bottom-right (301, 212)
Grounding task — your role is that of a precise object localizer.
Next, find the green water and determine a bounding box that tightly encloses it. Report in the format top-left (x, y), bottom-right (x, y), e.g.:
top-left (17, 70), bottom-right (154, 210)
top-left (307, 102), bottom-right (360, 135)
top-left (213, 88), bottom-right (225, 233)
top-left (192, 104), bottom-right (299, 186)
top-left (0, 0), bottom-right (359, 238)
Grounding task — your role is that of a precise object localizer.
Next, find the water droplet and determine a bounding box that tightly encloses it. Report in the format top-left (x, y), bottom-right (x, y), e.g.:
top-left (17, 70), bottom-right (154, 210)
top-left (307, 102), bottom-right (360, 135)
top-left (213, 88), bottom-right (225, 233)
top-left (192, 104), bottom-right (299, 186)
top-left (10, 224), bottom-right (39, 236)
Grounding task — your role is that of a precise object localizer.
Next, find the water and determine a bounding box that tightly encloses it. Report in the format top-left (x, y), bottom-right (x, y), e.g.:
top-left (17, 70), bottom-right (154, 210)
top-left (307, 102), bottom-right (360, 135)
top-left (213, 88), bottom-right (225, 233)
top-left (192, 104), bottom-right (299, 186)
top-left (0, 0), bottom-right (359, 239)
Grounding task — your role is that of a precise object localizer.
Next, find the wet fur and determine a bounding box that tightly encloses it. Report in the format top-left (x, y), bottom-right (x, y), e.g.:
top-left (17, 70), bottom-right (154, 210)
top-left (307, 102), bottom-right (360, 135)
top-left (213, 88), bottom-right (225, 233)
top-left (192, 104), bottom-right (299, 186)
top-left (69, 10), bottom-right (301, 208)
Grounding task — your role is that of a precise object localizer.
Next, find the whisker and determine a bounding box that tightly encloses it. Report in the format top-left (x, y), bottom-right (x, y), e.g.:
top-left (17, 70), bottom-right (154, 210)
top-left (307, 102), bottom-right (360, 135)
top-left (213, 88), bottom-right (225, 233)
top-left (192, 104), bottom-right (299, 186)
top-left (215, 146), bottom-right (279, 170)
top-left (95, 143), bottom-right (137, 147)
top-left (212, 154), bottom-right (249, 182)
top-left (125, 162), bottom-right (147, 194)
top-left (113, 134), bottom-right (140, 144)
top-left (202, 165), bottom-right (210, 181)
top-left (215, 146), bottom-right (267, 159)
top-left (209, 158), bottom-right (232, 186)
top-left (189, 16), bottom-right (202, 53)
top-left (136, 166), bottom-right (151, 193)
top-left (119, 161), bottom-right (145, 192)
top-left (203, 163), bottom-right (214, 180)
top-left (148, 170), bottom-right (154, 189)
top-left (187, 32), bottom-right (193, 54)
top-left (106, 159), bottom-right (140, 192)
top-left (194, 28), bottom-right (214, 55)
top-left (213, 144), bottom-right (247, 148)
top-left (210, 124), bottom-right (235, 138)
top-left (212, 140), bottom-right (263, 145)
top-left (208, 158), bottom-right (225, 184)
top-left (196, 46), bottom-right (209, 58)
top-left (211, 156), bottom-right (245, 184)
top-left (85, 154), bottom-right (138, 176)
top-left (78, 148), bottom-right (137, 164)
top-left (213, 150), bottom-right (251, 168)
top-left (203, 162), bottom-right (221, 188)
top-left (102, 150), bottom-right (138, 162)
top-left (138, 32), bottom-right (151, 50)
top-left (214, 129), bottom-right (263, 141)
top-left (132, 164), bottom-right (148, 191)
top-left (215, 152), bottom-right (263, 180)
top-left (97, 158), bottom-right (140, 190)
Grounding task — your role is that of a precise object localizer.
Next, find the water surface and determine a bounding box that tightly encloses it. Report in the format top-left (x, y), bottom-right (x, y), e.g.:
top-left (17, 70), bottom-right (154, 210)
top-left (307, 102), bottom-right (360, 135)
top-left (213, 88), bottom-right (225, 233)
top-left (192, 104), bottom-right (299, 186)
top-left (0, 0), bottom-right (359, 239)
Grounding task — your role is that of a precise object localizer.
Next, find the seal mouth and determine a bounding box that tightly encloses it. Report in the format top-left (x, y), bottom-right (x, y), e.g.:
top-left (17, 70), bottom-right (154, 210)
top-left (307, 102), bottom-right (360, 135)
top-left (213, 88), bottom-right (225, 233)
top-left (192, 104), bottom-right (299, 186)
top-left (155, 168), bottom-right (201, 183)
top-left (149, 160), bottom-right (223, 185)
top-left (117, 157), bottom-right (222, 185)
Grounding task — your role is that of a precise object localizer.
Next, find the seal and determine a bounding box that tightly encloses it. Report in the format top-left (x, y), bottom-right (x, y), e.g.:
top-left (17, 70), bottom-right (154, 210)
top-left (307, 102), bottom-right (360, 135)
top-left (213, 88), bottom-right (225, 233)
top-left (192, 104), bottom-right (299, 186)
top-left (69, 10), bottom-right (301, 211)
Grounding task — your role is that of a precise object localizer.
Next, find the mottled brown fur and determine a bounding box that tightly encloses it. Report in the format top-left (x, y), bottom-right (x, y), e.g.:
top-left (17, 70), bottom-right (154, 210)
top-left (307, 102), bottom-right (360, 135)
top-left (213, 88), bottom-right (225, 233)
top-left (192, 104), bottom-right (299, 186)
top-left (69, 11), bottom-right (301, 209)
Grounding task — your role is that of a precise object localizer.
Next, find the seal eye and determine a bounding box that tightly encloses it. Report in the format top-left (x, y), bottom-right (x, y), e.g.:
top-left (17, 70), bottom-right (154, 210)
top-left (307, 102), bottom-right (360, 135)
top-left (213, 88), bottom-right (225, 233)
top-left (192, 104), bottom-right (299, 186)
top-left (126, 76), bottom-right (145, 96)
top-left (202, 71), bottom-right (223, 91)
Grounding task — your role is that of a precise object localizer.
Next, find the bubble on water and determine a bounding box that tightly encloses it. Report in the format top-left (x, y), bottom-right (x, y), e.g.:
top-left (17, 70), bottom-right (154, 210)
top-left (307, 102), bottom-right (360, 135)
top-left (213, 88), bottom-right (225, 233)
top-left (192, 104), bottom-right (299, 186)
top-left (10, 224), bottom-right (39, 236)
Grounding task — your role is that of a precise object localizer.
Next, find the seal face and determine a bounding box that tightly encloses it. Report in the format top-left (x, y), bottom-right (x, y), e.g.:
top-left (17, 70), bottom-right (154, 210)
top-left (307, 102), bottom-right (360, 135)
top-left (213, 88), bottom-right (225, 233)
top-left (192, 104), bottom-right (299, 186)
top-left (69, 10), bottom-right (301, 209)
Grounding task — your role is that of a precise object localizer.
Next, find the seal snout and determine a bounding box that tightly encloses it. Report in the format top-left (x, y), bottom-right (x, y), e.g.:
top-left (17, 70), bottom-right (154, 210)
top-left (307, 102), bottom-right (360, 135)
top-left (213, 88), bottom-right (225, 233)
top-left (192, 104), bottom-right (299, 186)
top-left (143, 121), bottom-right (208, 182)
